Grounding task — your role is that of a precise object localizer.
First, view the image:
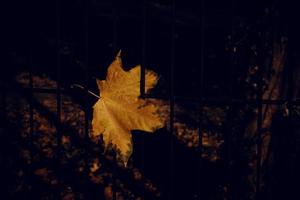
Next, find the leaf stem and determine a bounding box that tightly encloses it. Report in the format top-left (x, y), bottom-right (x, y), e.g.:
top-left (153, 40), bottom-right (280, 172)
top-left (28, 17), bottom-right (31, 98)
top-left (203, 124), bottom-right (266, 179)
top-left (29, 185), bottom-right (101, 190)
top-left (71, 84), bottom-right (100, 99)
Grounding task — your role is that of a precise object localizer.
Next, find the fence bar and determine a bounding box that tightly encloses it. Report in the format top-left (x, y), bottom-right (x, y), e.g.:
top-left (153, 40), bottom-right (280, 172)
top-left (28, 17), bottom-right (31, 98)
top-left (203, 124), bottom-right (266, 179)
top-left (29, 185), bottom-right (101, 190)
top-left (255, 66), bottom-right (263, 200)
top-left (1, 49), bottom-right (7, 137)
top-left (84, 0), bottom-right (90, 143)
top-left (56, 0), bottom-right (62, 198)
top-left (140, 0), bottom-right (147, 199)
top-left (168, 0), bottom-right (176, 199)
top-left (140, 0), bottom-right (146, 98)
top-left (6, 85), bottom-right (300, 106)
top-left (112, 1), bottom-right (118, 199)
top-left (29, 47), bottom-right (34, 150)
top-left (226, 0), bottom-right (236, 198)
top-left (83, 1), bottom-right (90, 198)
top-left (286, 32), bottom-right (294, 199)
top-left (112, 0), bottom-right (118, 55)
top-left (197, 0), bottom-right (205, 198)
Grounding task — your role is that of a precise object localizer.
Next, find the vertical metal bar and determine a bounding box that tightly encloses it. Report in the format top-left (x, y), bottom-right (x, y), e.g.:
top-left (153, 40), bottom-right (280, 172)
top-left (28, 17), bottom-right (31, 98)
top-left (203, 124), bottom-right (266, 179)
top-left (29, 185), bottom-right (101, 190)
top-left (255, 68), bottom-right (263, 200)
top-left (83, 1), bottom-right (90, 198)
top-left (168, 0), bottom-right (175, 199)
top-left (140, 0), bottom-right (147, 199)
top-left (226, 1), bottom-right (236, 198)
top-left (1, 54), bottom-right (6, 137)
top-left (112, 0), bottom-right (118, 55)
top-left (0, 89), bottom-right (4, 122)
top-left (56, 0), bottom-right (62, 147)
top-left (29, 47), bottom-right (34, 149)
top-left (140, 0), bottom-right (146, 98)
top-left (0, 81), bottom-right (4, 116)
top-left (226, 56), bottom-right (235, 199)
top-left (197, 0), bottom-right (205, 198)
top-left (84, 0), bottom-right (90, 152)
top-left (0, 68), bottom-right (6, 181)
top-left (112, 1), bottom-right (118, 200)
top-left (56, 0), bottom-right (62, 198)
top-left (286, 36), bottom-right (295, 200)
top-left (55, 0), bottom-right (60, 146)
top-left (287, 40), bottom-right (293, 102)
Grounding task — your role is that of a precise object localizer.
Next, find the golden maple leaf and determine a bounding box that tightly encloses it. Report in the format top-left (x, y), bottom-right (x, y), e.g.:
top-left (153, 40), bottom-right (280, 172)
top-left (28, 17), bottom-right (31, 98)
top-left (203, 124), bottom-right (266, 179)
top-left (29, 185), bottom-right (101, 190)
top-left (92, 51), bottom-right (166, 165)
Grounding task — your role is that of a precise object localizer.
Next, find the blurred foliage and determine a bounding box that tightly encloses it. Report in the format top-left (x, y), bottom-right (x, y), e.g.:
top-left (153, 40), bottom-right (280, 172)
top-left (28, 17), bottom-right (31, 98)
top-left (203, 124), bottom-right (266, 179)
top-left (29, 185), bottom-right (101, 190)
top-left (4, 71), bottom-right (228, 199)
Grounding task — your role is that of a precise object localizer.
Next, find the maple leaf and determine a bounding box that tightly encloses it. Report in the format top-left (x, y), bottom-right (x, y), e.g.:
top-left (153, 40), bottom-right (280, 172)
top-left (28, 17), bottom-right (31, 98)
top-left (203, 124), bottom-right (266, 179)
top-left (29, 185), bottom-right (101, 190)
top-left (92, 51), bottom-right (166, 165)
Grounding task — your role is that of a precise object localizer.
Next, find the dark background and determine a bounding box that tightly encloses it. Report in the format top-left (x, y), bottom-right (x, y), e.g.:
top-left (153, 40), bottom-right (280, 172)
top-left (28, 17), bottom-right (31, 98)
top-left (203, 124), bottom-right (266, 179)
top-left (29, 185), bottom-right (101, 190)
top-left (2, 0), bottom-right (300, 200)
